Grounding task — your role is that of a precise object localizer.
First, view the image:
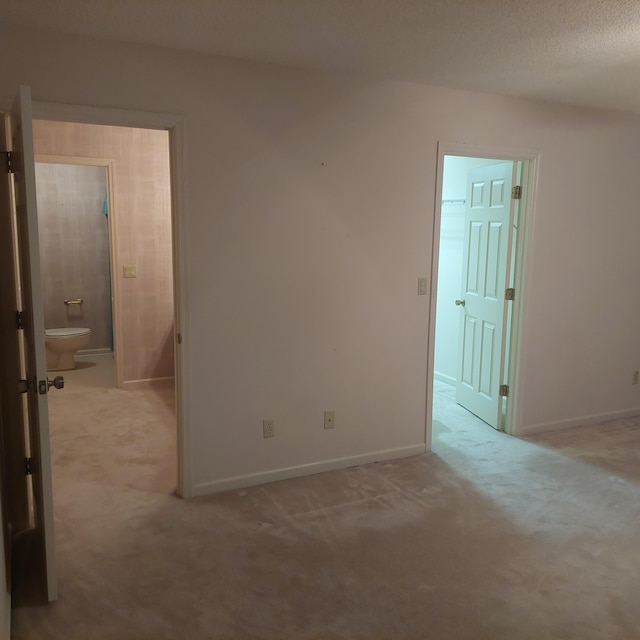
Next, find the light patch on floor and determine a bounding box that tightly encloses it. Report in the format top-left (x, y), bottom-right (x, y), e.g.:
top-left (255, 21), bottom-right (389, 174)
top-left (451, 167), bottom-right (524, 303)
top-left (11, 372), bottom-right (640, 639)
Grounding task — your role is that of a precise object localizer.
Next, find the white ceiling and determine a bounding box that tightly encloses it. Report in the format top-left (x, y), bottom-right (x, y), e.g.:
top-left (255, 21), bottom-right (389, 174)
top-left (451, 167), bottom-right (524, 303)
top-left (4, 0), bottom-right (640, 114)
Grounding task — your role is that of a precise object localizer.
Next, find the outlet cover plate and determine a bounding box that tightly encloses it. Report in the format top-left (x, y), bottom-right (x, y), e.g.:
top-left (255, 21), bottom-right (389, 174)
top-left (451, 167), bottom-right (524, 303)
top-left (263, 419), bottom-right (275, 438)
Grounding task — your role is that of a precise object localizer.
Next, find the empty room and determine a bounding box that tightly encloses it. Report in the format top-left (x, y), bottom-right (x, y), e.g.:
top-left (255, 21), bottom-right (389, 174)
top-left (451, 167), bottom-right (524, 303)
top-left (1, 1), bottom-right (640, 638)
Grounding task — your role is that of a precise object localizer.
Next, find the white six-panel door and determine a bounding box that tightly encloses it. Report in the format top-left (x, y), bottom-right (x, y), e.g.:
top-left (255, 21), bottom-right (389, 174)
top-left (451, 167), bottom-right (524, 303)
top-left (456, 162), bottom-right (516, 429)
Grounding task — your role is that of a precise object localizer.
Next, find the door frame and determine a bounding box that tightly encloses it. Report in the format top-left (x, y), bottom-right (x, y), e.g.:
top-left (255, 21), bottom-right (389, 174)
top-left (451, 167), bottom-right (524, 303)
top-left (34, 156), bottom-right (121, 385)
top-left (27, 100), bottom-right (192, 499)
top-left (426, 141), bottom-right (540, 445)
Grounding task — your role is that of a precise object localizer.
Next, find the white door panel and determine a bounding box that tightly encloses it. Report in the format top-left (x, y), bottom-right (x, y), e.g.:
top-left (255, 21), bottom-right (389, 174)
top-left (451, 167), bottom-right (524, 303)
top-left (456, 162), bottom-right (515, 429)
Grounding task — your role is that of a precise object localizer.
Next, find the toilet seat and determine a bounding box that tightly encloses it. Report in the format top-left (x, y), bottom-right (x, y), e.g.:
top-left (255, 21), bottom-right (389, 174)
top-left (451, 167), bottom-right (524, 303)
top-left (45, 328), bottom-right (91, 338)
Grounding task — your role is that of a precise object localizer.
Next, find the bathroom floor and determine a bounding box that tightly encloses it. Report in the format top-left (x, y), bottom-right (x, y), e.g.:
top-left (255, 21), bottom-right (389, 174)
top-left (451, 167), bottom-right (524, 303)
top-left (54, 352), bottom-right (116, 391)
top-left (46, 353), bottom-right (177, 495)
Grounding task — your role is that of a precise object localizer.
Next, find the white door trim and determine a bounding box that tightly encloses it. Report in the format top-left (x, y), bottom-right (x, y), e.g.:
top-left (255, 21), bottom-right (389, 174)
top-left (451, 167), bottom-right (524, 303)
top-left (426, 141), bottom-right (540, 446)
top-left (29, 100), bottom-right (192, 499)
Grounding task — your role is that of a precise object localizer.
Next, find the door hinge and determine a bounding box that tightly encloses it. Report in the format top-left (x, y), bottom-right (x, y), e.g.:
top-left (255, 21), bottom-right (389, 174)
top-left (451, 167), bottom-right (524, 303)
top-left (505, 288), bottom-right (515, 301)
top-left (511, 185), bottom-right (522, 200)
top-left (3, 151), bottom-right (14, 174)
top-left (16, 310), bottom-right (24, 330)
top-left (177, 332), bottom-right (182, 345)
top-left (25, 457), bottom-right (33, 476)
top-left (499, 384), bottom-right (509, 397)
top-left (18, 377), bottom-right (35, 394)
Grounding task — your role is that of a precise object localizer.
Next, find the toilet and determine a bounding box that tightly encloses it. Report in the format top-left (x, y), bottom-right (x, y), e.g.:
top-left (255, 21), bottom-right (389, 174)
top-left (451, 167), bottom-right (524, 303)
top-left (45, 328), bottom-right (92, 371)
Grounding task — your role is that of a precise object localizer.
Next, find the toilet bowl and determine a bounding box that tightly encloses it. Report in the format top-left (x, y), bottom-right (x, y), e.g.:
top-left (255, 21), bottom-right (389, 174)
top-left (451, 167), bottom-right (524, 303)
top-left (45, 328), bottom-right (91, 371)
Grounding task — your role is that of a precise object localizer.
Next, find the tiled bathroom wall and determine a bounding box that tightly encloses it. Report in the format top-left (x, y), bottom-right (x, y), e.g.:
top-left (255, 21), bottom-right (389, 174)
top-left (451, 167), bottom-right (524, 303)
top-left (32, 121), bottom-right (174, 386)
top-left (36, 163), bottom-right (112, 351)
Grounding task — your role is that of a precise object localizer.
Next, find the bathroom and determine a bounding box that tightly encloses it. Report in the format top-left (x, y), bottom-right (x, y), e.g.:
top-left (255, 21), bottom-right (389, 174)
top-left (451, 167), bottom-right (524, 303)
top-left (36, 161), bottom-right (112, 374)
top-left (32, 120), bottom-right (175, 388)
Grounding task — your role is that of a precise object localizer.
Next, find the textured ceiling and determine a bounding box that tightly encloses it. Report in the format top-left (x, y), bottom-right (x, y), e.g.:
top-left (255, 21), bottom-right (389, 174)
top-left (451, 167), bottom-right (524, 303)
top-left (4, 0), bottom-right (640, 114)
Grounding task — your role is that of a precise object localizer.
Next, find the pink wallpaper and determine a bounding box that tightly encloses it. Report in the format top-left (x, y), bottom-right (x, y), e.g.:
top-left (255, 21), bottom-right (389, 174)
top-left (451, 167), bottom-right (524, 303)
top-left (33, 121), bottom-right (174, 385)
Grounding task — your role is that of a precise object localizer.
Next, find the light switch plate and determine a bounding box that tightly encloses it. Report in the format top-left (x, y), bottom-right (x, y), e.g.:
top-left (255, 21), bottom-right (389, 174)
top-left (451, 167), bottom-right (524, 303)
top-left (324, 411), bottom-right (335, 429)
top-left (123, 265), bottom-right (137, 278)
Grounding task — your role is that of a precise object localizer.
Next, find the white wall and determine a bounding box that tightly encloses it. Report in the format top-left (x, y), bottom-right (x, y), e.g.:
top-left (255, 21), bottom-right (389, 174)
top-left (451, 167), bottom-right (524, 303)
top-left (434, 156), bottom-right (502, 384)
top-left (2, 26), bottom-right (640, 492)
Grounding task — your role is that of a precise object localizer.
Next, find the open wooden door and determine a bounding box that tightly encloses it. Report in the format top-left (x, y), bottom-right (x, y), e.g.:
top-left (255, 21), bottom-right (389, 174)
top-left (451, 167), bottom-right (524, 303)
top-left (0, 107), bottom-right (23, 640)
top-left (2, 86), bottom-right (58, 603)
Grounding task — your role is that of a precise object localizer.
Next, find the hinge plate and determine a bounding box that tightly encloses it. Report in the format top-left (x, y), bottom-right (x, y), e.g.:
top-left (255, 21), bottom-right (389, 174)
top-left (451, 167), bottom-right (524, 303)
top-left (16, 310), bottom-right (24, 330)
top-left (18, 377), bottom-right (34, 394)
top-left (499, 384), bottom-right (509, 397)
top-left (3, 151), bottom-right (14, 174)
top-left (505, 288), bottom-right (515, 301)
top-left (511, 185), bottom-right (522, 200)
top-left (25, 457), bottom-right (32, 476)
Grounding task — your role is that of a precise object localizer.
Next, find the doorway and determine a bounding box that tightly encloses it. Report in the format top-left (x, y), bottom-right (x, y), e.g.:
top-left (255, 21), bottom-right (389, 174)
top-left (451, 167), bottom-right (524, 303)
top-left (34, 158), bottom-right (116, 386)
top-left (32, 121), bottom-right (176, 390)
top-left (427, 145), bottom-right (537, 446)
top-left (26, 98), bottom-right (190, 499)
top-left (1, 88), bottom-right (189, 612)
top-left (31, 121), bottom-right (179, 494)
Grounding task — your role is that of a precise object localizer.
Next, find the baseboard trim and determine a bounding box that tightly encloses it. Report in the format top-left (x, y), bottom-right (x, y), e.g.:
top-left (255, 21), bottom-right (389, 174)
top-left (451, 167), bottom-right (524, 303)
top-left (520, 407), bottom-right (640, 437)
top-left (192, 444), bottom-right (427, 497)
top-left (434, 371), bottom-right (456, 386)
top-left (77, 348), bottom-right (113, 357)
top-left (122, 376), bottom-right (175, 390)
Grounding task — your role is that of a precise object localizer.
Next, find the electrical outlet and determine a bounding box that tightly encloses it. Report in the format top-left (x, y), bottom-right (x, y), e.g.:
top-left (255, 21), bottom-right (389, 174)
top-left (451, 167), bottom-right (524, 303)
top-left (633, 371), bottom-right (639, 385)
top-left (324, 411), bottom-right (335, 430)
top-left (262, 419), bottom-right (275, 438)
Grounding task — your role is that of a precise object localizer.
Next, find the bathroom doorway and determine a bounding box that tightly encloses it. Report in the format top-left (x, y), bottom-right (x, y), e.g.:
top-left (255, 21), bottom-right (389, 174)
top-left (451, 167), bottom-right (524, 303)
top-left (31, 121), bottom-right (180, 496)
top-left (35, 157), bottom-right (117, 387)
top-left (2, 89), bottom-right (188, 608)
top-left (32, 121), bottom-right (176, 393)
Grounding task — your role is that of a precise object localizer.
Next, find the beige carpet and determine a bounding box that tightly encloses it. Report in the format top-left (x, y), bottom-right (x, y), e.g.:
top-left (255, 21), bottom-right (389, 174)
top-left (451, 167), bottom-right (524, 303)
top-left (11, 372), bottom-right (640, 639)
